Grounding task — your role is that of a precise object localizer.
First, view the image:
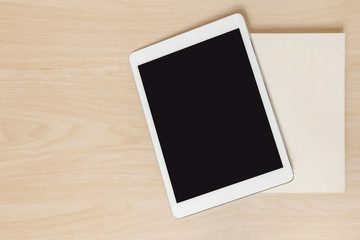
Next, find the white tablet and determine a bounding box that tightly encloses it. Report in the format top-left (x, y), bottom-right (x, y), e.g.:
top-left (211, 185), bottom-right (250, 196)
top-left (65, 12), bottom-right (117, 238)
top-left (129, 14), bottom-right (293, 218)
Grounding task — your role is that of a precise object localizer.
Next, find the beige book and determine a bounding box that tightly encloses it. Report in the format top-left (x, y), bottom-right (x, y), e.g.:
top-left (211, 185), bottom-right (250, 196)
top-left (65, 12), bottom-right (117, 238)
top-left (250, 33), bottom-right (345, 192)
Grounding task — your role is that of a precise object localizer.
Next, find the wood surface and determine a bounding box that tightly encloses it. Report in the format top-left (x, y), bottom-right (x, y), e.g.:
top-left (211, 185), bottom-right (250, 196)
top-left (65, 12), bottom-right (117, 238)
top-left (0, 0), bottom-right (359, 239)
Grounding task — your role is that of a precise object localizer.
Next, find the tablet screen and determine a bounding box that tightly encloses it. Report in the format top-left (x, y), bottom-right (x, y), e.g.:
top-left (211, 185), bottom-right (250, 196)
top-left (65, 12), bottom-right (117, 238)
top-left (138, 29), bottom-right (283, 203)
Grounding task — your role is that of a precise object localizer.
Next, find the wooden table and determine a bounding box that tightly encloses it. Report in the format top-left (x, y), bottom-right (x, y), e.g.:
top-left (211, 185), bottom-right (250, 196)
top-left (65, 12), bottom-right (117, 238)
top-left (1, 1), bottom-right (359, 239)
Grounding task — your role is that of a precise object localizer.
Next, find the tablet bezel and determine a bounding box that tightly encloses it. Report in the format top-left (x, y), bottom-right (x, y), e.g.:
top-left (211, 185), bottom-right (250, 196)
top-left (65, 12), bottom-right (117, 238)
top-left (129, 14), bottom-right (293, 218)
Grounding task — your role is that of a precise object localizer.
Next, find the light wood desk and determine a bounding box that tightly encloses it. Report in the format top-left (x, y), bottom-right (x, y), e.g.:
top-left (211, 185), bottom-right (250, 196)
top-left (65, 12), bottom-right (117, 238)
top-left (0, 1), bottom-right (359, 239)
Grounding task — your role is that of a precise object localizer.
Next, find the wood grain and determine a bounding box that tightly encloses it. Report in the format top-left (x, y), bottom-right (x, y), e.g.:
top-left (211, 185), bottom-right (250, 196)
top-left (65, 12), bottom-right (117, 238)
top-left (0, 0), bottom-right (359, 239)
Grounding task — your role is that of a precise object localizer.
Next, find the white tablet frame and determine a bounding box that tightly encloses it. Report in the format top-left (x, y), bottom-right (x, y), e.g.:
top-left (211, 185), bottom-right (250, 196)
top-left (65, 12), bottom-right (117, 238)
top-left (129, 14), bottom-right (293, 218)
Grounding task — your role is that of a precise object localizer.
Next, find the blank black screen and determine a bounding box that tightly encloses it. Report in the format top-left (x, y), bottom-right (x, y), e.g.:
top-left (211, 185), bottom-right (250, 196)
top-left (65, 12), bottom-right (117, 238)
top-left (138, 29), bottom-right (283, 203)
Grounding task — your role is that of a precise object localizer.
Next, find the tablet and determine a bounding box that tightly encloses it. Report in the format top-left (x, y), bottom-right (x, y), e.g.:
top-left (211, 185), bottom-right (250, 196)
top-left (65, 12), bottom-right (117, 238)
top-left (129, 14), bottom-right (293, 218)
